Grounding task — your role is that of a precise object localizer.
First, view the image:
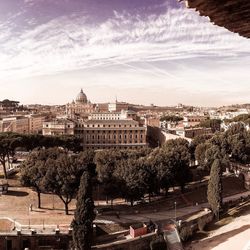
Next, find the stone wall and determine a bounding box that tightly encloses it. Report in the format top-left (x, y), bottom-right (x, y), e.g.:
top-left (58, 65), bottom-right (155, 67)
top-left (0, 232), bottom-right (71, 250)
top-left (92, 232), bottom-right (157, 250)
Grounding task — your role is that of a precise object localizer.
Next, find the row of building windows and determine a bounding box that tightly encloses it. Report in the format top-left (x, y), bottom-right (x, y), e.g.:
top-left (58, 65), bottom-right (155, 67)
top-left (84, 130), bottom-right (144, 134)
top-left (84, 134), bottom-right (144, 140)
top-left (85, 140), bottom-right (144, 144)
top-left (76, 124), bottom-right (138, 128)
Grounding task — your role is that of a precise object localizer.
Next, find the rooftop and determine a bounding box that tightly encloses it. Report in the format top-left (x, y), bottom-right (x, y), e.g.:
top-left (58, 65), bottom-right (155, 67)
top-left (183, 0), bottom-right (250, 38)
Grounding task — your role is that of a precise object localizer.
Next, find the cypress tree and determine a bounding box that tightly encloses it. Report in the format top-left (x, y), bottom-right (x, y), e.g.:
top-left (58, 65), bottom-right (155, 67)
top-left (72, 172), bottom-right (95, 250)
top-left (207, 159), bottom-right (222, 219)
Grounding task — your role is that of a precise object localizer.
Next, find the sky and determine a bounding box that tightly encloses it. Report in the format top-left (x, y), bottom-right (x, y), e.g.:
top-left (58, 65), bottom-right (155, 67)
top-left (0, 0), bottom-right (250, 106)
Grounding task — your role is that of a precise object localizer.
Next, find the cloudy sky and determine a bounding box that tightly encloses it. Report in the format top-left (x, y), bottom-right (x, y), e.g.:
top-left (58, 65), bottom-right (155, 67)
top-left (0, 0), bottom-right (249, 106)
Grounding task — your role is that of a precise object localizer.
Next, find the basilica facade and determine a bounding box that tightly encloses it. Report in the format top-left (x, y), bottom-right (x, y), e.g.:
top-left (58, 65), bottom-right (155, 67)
top-left (66, 89), bottom-right (95, 119)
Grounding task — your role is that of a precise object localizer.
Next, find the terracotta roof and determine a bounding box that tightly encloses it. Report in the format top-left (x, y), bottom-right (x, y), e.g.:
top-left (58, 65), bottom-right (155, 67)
top-left (182, 0), bottom-right (250, 38)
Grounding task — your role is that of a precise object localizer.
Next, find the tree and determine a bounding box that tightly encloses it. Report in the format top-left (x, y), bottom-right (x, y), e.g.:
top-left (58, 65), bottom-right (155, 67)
top-left (72, 172), bottom-right (95, 250)
top-left (44, 151), bottom-right (88, 215)
top-left (163, 139), bottom-right (191, 192)
top-left (94, 149), bottom-right (151, 205)
top-left (207, 159), bottom-right (223, 219)
top-left (160, 115), bottom-right (183, 123)
top-left (225, 124), bottom-right (250, 163)
top-left (149, 149), bottom-right (173, 195)
top-left (190, 134), bottom-right (212, 163)
top-left (94, 150), bottom-right (121, 204)
top-left (0, 133), bottom-right (23, 179)
top-left (20, 149), bottom-right (49, 208)
top-left (195, 143), bottom-right (210, 170)
top-left (114, 159), bottom-right (149, 206)
top-left (199, 119), bottom-right (222, 132)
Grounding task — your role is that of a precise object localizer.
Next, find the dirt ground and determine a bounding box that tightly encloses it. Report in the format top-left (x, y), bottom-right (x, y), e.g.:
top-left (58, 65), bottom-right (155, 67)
top-left (0, 174), bottom-right (247, 233)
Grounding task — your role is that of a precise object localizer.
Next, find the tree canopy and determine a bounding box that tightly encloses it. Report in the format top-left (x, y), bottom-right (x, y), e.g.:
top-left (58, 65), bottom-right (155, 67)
top-left (207, 159), bottom-right (223, 217)
top-left (72, 172), bottom-right (95, 250)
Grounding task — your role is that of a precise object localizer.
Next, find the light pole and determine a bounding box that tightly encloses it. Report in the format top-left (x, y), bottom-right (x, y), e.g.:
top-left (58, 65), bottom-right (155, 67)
top-left (217, 204), bottom-right (220, 221)
top-left (97, 183), bottom-right (100, 206)
top-left (174, 201), bottom-right (177, 222)
top-left (52, 193), bottom-right (55, 210)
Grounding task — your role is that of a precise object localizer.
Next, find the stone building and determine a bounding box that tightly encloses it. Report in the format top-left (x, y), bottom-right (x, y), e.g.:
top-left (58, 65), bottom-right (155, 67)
top-left (42, 119), bottom-right (75, 136)
top-left (108, 101), bottom-right (130, 112)
top-left (75, 119), bottom-right (147, 150)
top-left (0, 115), bottom-right (46, 134)
top-left (44, 89), bottom-right (147, 149)
top-left (0, 116), bottom-right (29, 134)
top-left (27, 114), bottom-right (46, 134)
top-left (183, 115), bottom-right (207, 128)
top-left (88, 110), bottom-right (137, 121)
top-left (66, 89), bottom-right (95, 119)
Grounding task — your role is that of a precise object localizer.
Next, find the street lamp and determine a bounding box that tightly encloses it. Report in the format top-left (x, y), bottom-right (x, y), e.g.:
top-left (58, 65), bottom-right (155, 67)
top-left (174, 201), bottom-right (177, 222)
top-left (52, 193), bottom-right (55, 210)
top-left (217, 204), bottom-right (220, 221)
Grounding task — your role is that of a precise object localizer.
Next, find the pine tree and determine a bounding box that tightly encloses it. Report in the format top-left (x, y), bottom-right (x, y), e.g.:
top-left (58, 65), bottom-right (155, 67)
top-left (72, 172), bottom-right (95, 250)
top-left (207, 159), bottom-right (222, 219)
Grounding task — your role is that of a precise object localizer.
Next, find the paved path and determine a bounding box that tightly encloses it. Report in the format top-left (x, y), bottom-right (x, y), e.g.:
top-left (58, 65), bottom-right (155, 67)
top-left (99, 191), bottom-right (250, 224)
top-left (1, 185), bottom-right (250, 230)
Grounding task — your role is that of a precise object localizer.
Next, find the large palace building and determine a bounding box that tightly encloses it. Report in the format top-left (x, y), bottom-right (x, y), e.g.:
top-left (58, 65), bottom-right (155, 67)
top-left (75, 117), bottom-right (147, 150)
top-left (44, 89), bottom-right (148, 150)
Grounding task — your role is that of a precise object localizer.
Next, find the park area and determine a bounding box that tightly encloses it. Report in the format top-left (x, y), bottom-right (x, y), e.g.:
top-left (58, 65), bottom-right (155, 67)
top-left (0, 172), bottom-right (248, 235)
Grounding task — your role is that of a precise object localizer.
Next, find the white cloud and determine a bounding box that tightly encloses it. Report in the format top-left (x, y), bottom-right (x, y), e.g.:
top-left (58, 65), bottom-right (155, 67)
top-left (0, 5), bottom-right (249, 81)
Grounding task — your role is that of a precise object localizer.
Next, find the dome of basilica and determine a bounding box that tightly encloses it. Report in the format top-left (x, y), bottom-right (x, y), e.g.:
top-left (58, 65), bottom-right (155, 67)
top-left (76, 89), bottom-right (87, 104)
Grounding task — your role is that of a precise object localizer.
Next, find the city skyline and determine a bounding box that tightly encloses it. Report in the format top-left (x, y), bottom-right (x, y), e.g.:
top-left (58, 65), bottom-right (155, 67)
top-left (0, 0), bottom-right (250, 106)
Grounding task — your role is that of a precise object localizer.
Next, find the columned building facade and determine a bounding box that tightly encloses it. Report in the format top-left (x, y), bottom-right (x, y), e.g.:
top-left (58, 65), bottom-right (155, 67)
top-left (75, 119), bottom-right (147, 150)
top-left (66, 89), bottom-right (95, 119)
